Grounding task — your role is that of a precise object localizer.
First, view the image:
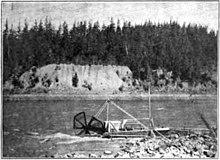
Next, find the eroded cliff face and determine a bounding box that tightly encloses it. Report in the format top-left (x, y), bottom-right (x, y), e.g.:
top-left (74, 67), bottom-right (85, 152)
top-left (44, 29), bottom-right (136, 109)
top-left (18, 64), bottom-right (133, 93)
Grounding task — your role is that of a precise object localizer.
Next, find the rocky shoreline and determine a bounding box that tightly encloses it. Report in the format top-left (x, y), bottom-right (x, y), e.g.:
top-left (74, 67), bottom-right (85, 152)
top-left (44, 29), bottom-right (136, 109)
top-left (3, 93), bottom-right (217, 101)
top-left (40, 129), bottom-right (217, 159)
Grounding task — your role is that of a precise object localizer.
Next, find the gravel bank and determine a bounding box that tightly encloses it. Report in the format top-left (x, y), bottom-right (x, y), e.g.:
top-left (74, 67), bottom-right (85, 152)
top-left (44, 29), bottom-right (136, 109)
top-left (3, 93), bottom-right (217, 101)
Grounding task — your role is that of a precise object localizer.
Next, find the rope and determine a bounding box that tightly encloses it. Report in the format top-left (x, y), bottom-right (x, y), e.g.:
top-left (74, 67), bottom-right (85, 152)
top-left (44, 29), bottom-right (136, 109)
top-left (94, 101), bottom-right (107, 118)
top-left (153, 129), bottom-right (171, 142)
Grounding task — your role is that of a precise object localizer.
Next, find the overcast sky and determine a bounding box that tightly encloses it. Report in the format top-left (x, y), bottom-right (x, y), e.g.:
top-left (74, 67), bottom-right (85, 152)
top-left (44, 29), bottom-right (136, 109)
top-left (2, 2), bottom-right (218, 32)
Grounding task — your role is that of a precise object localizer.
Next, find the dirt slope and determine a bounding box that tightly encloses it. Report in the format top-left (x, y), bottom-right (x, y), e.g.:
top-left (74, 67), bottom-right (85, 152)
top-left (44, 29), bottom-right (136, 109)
top-left (18, 64), bottom-right (133, 93)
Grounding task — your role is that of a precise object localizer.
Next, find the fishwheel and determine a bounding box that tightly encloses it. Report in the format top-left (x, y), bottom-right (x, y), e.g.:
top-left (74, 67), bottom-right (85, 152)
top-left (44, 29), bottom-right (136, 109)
top-left (73, 112), bottom-right (106, 136)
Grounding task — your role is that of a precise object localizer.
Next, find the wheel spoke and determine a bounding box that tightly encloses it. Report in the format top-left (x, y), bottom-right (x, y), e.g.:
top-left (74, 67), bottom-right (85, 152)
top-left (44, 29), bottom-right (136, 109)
top-left (75, 129), bottom-right (85, 136)
top-left (75, 118), bottom-right (86, 127)
top-left (73, 112), bottom-right (87, 127)
top-left (74, 125), bottom-right (84, 129)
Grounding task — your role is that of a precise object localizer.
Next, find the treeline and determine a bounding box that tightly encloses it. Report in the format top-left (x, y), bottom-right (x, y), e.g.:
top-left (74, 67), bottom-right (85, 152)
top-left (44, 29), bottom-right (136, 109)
top-left (3, 18), bottom-right (217, 84)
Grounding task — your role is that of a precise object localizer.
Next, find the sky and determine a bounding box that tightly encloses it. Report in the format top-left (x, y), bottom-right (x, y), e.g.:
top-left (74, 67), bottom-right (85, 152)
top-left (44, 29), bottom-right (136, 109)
top-left (2, 2), bottom-right (218, 32)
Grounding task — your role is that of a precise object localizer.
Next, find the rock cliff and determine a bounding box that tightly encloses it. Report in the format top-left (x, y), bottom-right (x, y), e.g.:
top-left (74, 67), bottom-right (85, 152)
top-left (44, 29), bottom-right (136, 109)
top-left (18, 64), bottom-right (133, 93)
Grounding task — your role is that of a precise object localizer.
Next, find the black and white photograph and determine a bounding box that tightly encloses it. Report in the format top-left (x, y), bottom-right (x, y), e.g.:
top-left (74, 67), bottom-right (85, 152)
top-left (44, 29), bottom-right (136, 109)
top-left (2, 1), bottom-right (218, 158)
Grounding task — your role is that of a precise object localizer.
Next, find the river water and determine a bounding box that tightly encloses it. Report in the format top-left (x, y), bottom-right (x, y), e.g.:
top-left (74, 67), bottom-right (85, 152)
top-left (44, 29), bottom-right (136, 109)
top-left (3, 97), bottom-right (217, 134)
top-left (3, 97), bottom-right (217, 157)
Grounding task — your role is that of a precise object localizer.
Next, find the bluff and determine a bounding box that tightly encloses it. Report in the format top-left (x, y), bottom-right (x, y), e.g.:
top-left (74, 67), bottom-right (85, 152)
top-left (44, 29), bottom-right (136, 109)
top-left (17, 64), bottom-right (133, 93)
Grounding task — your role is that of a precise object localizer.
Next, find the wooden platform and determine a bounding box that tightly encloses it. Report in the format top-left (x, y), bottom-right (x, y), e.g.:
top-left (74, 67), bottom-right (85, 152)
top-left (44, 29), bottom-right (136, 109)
top-left (102, 127), bottom-right (170, 138)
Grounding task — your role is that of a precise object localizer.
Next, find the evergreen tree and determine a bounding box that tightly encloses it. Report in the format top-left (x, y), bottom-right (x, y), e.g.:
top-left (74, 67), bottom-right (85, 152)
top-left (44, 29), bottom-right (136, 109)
top-left (2, 18), bottom-right (217, 87)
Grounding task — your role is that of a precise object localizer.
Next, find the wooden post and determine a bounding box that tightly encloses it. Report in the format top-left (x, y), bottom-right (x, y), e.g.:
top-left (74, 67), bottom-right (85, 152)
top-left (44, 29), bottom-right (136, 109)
top-left (149, 82), bottom-right (151, 118)
top-left (106, 101), bottom-right (110, 132)
top-left (107, 102), bottom-right (109, 122)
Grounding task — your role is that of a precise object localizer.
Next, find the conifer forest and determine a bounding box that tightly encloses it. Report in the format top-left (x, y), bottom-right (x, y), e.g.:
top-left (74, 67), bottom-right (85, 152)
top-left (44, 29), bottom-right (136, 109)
top-left (3, 18), bottom-right (217, 89)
